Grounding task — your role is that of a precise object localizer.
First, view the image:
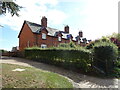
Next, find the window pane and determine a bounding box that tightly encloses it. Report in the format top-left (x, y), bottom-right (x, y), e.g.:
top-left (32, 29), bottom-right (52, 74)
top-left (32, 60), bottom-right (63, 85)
top-left (42, 33), bottom-right (46, 39)
top-left (58, 37), bottom-right (61, 41)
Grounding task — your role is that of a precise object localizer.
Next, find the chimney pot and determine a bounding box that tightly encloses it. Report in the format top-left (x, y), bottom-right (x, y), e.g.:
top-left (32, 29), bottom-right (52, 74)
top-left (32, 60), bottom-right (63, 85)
top-left (64, 25), bottom-right (69, 33)
top-left (79, 31), bottom-right (83, 37)
top-left (41, 16), bottom-right (47, 27)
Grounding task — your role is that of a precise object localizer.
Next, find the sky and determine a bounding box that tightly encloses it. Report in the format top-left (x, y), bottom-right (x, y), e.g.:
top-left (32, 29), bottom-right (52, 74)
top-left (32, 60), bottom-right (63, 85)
top-left (0, 0), bottom-right (119, 51)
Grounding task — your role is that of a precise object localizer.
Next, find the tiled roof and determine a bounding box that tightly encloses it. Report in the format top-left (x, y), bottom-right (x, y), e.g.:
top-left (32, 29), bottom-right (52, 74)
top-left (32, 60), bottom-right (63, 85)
top-left (61, 32), bottom-right (71, 39)
top-left (26, 21), bottom-right (42, 34)
top-left (46, 27), bottom-right (59, 36)
top-left (26, 21), bottom-right (72, 39)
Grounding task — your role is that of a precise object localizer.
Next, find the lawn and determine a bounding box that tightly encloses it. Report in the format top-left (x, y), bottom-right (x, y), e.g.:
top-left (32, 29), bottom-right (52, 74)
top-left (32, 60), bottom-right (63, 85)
top-left (2, 64), bottom-right (73, 88)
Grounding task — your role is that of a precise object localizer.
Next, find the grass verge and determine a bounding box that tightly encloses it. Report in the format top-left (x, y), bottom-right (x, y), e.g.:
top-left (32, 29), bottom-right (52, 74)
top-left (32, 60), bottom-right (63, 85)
top-left (2, 64), bottom-right (73, 88)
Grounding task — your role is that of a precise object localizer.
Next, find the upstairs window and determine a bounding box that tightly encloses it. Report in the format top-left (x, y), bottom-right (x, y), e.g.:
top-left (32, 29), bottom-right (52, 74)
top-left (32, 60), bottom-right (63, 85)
top-left (42, 33), bottom-right (46, 39)
top-left (58, 36), bottom-right (61, 41)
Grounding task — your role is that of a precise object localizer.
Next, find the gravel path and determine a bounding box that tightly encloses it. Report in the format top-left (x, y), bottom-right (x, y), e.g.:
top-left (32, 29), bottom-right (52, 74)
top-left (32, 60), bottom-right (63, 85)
top-left (1, 56), bottom-right (119, 89)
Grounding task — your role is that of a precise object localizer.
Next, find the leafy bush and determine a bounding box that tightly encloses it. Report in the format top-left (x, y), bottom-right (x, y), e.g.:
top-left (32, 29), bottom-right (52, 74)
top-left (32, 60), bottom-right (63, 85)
top-left (85, 41), bottom-right (95, 49)
top-left (0, 49), bottom-right (8, 53)
top-left (109, 33), bottom-right (120, 41)
top-left (25, 48), bottom-right (91, 72)
top-left (58, 41), bottom-right (77, 49)
top-left (58, 43), bottom-right (69, 48)
top-left (24, 39), bottom-right (120, 77)
top-left (86, 37), bottom-right (111, 49)
top-left (69, 41), bottom-right (77, 48)
top-left (113, 55), bottom-right (120, 78)
top-left (100, 36), bottom-right (111, 42)
top-left (93, 41), bottom-right (118, 75)
top-left (26, 46), bottom-right (40, 49)
top-left (112, 67), bottom-right (120, 78)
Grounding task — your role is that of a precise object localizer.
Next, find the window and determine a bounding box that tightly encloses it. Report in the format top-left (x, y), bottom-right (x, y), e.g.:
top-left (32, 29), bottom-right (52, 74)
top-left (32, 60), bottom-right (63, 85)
top-left (42, 33), bottom-right (46, 39)
top-left (41, 44), bottom-right (47, 48)
top-left (58, 36), bottom-right (61, 41)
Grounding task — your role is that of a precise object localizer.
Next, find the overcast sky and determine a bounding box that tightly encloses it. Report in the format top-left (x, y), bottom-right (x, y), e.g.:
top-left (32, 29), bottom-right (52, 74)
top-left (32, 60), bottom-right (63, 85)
top-left (0, 0), bottom-right (119, 51)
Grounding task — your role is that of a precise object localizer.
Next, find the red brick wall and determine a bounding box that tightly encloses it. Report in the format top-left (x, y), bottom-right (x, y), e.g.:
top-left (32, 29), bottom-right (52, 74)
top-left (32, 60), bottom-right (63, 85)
top-left (35, 29), bottom-right (71, 48)
top-left (19, 23), bottom-right (76, 51)
top-left (19, 23), bottom-right (35, 51)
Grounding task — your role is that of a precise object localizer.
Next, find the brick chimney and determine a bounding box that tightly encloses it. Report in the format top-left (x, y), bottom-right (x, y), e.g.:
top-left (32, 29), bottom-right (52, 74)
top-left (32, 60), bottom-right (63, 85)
top-left (41, 16), bottom-right (47, 27)
top-left (64, 25), bottom-right (69, 33)
top-left (79, 31), bottom-right (83, 37)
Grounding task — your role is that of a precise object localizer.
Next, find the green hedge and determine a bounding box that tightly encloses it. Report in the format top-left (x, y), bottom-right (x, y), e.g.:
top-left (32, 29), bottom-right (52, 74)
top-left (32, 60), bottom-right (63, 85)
top-left (25, 48), bottom-right (91, 72)
top-left (113, 51), bottom-right (120, 77)
top-left (93, 41), bottom-right (118, 75)
top-left (24, 41), bottom-right (119, 76)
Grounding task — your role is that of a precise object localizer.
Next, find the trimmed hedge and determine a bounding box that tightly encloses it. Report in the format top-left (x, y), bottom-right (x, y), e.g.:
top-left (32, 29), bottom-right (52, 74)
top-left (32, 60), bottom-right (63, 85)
top-left (93, 41), bottom-right (118, 75)
top-left (24, 41), bottom-right (119, 76)
top-left (25, 48), bottom-right (92, 72)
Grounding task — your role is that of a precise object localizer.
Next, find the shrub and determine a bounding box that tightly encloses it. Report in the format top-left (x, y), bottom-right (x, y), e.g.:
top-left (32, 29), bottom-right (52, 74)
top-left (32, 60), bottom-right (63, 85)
top-left (113, 56), bottom-right (120, 78)
top-left (93, 41), bottom-right (118, 75)
top-left (112, 67), bottom-right (120, 78)
top-left (85, 41), bottom-right (95, 49)
top-left (86, 37), bottom-right (111, 49)
top-left (69, 41), bottom-right (77, 48)
top-left (100, 36), bottom-right (111, 42)
top-left (26, 46), bottom-right (40, 49)
top-left (58, 41), bottom-right (77, 49)
top-left (109, 33), bottom-right (120, 41)
top-left (25, 48), bottom-right (92, 72)
top-left (58, 43), bottom-right (69, 48)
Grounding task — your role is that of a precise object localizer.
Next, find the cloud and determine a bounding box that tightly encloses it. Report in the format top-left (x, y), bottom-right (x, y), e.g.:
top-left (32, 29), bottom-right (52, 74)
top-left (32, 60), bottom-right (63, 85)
top-left (76, 0), bottom-right (119, 40)
top-left (46, 9), bottom-right (68, 25)
top-left (0, 0), bottom-right (119, 40)
top-left (0, 0), bottom-right (68, 31)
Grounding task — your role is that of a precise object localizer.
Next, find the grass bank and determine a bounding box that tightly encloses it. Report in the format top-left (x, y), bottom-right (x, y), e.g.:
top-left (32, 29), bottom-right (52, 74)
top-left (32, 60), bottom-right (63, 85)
top-left (2, 64), bottom-right (73, 88)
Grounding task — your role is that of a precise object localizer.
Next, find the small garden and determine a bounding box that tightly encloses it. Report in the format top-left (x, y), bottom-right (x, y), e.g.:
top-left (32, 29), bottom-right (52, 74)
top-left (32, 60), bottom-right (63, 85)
top-left (2, 64), bottom-right (73, 88)
top-left (25, 33), bottom-right (120, 78)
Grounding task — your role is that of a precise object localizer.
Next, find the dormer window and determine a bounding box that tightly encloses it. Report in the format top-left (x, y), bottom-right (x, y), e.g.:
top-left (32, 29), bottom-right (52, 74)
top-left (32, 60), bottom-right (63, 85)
top-left (58, 36), bottom-right (61, 41)
top-left (42, 33), bottom-right (46, 39)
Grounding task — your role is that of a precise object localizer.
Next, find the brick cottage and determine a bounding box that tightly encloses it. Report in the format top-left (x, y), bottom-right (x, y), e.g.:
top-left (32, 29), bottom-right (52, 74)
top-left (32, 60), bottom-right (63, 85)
top-left (18, 16), bottom-right (88, 51)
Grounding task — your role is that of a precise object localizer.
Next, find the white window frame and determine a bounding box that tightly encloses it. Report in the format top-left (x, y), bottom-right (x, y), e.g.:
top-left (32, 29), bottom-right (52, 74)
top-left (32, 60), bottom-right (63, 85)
top-left (41, 44), bottom-right (47, 48)
top-left (42, 33), bottom-right (46, 39)
top-left (58, 36), bottom-right (61, 41)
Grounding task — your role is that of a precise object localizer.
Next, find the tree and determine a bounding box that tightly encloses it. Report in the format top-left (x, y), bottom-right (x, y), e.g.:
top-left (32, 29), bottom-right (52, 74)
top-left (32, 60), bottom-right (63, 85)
top-left (0, 0), bottom-right (22, 16)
